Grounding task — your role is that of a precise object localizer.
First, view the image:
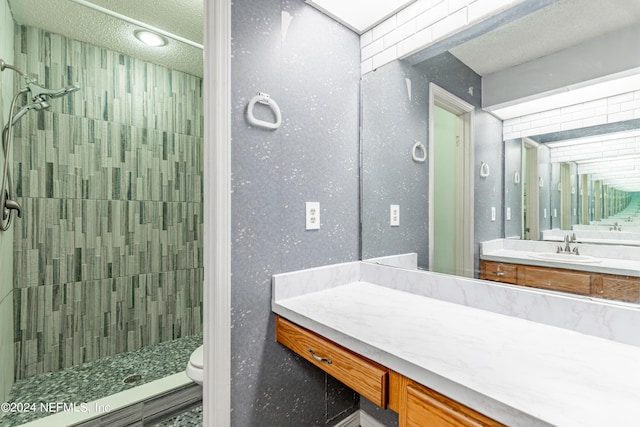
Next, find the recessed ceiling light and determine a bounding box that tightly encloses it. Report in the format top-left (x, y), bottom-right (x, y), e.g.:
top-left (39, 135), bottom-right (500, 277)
top-left (134, 30), bottom-right (167, 47)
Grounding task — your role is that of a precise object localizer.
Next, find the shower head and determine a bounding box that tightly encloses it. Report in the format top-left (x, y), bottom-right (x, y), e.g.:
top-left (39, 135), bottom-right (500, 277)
top-left (25, 77), bottom-right (80, 101)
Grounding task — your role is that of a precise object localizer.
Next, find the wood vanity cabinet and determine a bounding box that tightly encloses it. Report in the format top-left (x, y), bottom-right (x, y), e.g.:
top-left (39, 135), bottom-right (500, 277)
top-left (519, 265), bottom-right (591, 295)
top-left (397, 374), bottom-right (504, 427)
top-left (480, 261), bottom-right (518, 284)
top-left (592, 274), bottom-right (640, 302)
top-left (275, 315), bottom-right (388, 407)
top-left (480, 260), bottom-right (640, 302)
top-left (276, 315), bottom-right (504, 426)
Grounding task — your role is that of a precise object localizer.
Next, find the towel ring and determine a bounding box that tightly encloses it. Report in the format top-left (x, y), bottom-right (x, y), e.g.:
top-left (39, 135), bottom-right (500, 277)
top-left (247, 92), bottom-right (282, 130)
top-left (412, 141), bottom-right (426, 163)
top-left (479, 162), bottom-right (490, 178)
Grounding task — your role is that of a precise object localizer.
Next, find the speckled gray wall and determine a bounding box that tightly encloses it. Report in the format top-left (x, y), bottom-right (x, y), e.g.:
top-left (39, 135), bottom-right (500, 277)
top-left (12, 26), bottom-right (203, 380)
top-left (551, 162), bottom-right (561, 229)
top-left (361, 60), bottom-right (429, 267)
top-left (571, 162), bottom-right (579, 225)
top-left (362, 53), bottom-right (503, 272)
top-left (538, 144), bottom-right (551, 235)
top-left (231, 1), bottom-right (360, 425)
top-left (504, 139), bottom-right (523, 238)
top-left (474, 110), bottom-right (504, 269)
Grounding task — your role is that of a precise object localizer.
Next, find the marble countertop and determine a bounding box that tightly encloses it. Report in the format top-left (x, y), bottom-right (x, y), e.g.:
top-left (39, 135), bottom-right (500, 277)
top-left (273, 281), bottom-right (640, 427)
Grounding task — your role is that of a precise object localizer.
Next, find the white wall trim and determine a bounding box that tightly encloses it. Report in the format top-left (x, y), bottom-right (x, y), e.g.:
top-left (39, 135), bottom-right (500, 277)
top-left (332, 410), bottom-right (361, 427)
top-left (203, 0), bottom-right (231, 426)
top-left (359, 410), bottom-right (389, 427)
top-left (332, 410), bottom-right (389, 427)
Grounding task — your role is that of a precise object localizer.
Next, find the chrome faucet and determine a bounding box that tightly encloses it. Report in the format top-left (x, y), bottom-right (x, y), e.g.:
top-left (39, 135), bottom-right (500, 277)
top-left (609, 222), bottom-right (622, 231)
top-left (557, 234), bottom-right (579, 255)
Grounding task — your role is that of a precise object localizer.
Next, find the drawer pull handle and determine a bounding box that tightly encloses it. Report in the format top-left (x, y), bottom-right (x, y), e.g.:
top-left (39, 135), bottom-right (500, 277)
top-left (308, 349), bottom-right (332, 364)
top-left (494, 272), bottom-right (506, 276)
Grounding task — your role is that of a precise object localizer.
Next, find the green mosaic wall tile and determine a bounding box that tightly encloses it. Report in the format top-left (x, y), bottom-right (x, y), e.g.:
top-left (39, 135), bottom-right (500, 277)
top-left (11, 26), bottom-right (204, 380)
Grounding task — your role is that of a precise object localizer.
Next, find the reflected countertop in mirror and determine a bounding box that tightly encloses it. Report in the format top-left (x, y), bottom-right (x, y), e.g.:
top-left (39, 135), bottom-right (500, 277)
top-left (481, 238), bottom-right (640, 278)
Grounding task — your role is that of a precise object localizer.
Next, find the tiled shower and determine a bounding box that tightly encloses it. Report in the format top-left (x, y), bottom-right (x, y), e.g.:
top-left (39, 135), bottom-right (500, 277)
top-left (11, 25), bottom-right (204, 380)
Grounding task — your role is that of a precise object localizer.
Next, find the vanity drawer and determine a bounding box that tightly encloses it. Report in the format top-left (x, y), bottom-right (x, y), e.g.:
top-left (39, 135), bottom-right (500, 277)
top-left (520, 266), bottom-right (591, 295)
top-left (403, 378), bottom-right (504, 427)
top-left (276, 315), bottom-right (388, 408)
top-left (480, 261), bottom-right (518, 284)
top-left (595, 274), bottom-right (640, 303)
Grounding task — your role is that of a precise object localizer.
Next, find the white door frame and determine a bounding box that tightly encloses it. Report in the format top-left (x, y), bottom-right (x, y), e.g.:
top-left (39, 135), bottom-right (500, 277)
top-left (560, 162), bottom-right (572, 229)
top-left (428, 83), bottom-right (475, 278)
top-left (522, 137), bottom-right (539, 240)
top-left (204, 0), bottom-right (231, 426)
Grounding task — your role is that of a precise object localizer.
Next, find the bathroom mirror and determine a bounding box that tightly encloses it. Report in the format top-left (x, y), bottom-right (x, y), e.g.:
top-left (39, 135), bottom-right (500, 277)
top-left (504, 120), bottom-right (640, 244)
top-left (360, 0), bottom-right (640, 285)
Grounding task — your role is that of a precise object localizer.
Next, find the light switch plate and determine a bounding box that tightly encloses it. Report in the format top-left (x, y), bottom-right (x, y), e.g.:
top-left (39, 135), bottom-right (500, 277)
top-left (491, 207), bottom-right (496, 221)
top-left (506, 207), bottom-right (511, 221)
top-left (543, 208), bottom-right (547, 219)
top-left (306, 202), bottom-right (320, 230)
top-left (390, 205), bottom-right (400, 226)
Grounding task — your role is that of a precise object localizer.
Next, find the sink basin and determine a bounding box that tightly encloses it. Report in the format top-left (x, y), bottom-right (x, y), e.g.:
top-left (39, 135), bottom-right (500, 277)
top-left (528, 252), bottom-right (603, 264)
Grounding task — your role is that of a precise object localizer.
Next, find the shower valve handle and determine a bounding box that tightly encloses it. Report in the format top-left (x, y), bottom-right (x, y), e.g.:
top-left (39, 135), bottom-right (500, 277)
top-left (3, 196), bottom-right (22, 219)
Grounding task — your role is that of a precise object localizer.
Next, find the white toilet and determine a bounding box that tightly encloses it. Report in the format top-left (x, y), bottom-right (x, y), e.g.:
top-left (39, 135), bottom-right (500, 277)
top-left (186, 345), bottom-right (204, 385)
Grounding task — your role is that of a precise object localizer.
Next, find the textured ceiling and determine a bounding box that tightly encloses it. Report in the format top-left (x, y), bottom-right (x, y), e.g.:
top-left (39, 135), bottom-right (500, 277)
top-left (450, 0), bottom-right (640, 76)
top-left (10, 0), bottom-right (640, 84)
top-left (8, 0), bottom-right (203, 77)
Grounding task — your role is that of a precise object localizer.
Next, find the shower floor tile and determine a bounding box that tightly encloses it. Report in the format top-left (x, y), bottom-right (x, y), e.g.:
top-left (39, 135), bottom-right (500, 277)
top-left (153, 404), bottom-right (203, 426)
top-left (0, 334), bottom-right (202, 426)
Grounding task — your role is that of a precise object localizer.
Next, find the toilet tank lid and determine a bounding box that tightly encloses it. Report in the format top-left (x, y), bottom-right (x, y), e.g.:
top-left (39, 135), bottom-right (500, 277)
top-left (190, 345), bottom-right (204, 369)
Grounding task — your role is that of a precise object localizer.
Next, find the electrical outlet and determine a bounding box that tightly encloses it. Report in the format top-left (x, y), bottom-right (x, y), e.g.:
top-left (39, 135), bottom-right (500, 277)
top-left (390, 205), bottom-right (400, 226)
top-left (306, 202), bottom-right (320, 230)
top-left (544, 208), bottom-right (547, 219)
top-left (506, 207), bottom-right (511, 221)
top-left (491, 207), bottom-right (496, 221)
top-left (553, 208), bottom-right (557, 218)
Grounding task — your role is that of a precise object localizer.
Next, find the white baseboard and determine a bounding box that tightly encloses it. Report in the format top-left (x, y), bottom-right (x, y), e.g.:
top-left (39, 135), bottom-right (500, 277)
top-left (332, 410), bottom-right (361, 427)
top-left (359, 410), bottom-right (388, 427)
top-left (332, 410), bottom-right (388, 427)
